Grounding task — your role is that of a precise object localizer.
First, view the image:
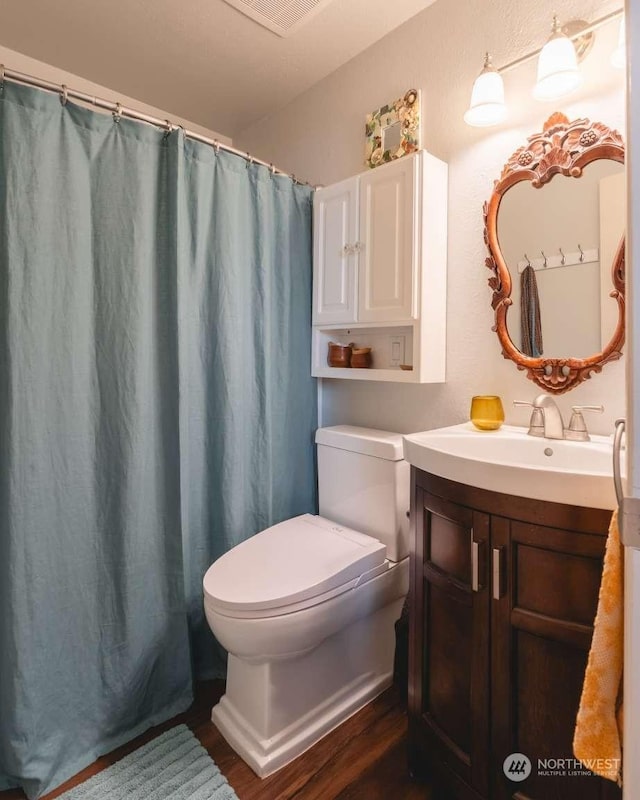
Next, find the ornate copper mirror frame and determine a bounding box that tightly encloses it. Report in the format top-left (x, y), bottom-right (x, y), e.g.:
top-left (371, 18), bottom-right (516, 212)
top-left (484, 113), bottom-right (625, 394)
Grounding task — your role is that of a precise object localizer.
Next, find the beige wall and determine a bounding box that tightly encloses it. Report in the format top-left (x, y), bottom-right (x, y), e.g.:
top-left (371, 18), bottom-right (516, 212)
top-left (236, 0), bottom-right (626, 436)
top-left (0, 44), bottom-right (232, 145)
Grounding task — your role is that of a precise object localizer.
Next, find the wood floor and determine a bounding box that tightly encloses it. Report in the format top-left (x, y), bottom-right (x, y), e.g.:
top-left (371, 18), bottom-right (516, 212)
top-left (0, 682), bottom-right (432, 800)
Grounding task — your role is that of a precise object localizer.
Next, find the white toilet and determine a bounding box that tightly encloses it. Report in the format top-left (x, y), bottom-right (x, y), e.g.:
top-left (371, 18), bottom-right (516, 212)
top-left (203, 425), bottom-right (410, 777)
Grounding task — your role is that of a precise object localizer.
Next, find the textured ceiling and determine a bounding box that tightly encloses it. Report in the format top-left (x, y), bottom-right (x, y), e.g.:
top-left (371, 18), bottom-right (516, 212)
top-left (0, 0), bottom-right (437, 138)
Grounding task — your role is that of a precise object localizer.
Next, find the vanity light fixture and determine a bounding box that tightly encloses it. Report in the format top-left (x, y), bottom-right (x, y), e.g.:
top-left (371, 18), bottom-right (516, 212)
top-left (611, 18), bottom-right (625, 69)
top-left (533, 15), bottom-right (582, 100)
top-left (463, 53), bottom-right (507, 127)
top-left (464, 7), bottom-right (624, 127)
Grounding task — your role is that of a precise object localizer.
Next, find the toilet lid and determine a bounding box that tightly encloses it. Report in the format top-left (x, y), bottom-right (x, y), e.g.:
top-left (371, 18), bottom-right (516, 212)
top-left (203, 514), bottom-right (387, 617)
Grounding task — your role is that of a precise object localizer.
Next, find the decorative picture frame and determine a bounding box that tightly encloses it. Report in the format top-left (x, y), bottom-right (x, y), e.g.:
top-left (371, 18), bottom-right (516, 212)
top-left (364, 89), bottom-right (421, 169)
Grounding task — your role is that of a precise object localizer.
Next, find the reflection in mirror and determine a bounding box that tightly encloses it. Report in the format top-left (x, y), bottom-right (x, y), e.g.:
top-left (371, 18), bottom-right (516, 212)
top-left (382, 120), bottom-right (403, 153)
top-left (483, 114), bottom-right (625, 394)
top-left (498, 160), bottom-right (625, 359)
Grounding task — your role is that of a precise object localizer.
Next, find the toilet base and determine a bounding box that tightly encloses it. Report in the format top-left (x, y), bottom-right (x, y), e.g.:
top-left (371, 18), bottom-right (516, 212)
top-left (211, 598), bottom-right (403, 778)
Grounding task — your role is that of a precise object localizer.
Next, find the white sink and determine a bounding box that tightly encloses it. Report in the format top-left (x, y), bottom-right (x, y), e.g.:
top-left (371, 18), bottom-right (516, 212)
top-left (403, 422), bottom-right (621, 510)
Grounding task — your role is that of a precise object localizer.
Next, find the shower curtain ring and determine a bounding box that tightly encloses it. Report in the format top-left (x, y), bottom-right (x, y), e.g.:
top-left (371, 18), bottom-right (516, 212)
top-left (60, 85), bottom-right (68, 106)
top-left (578, 244), bottom-right (585, 262)
top-left (270, 163), bottom-right (276, 177)
top-left (113, 102), bottom-right (123, 123)
top-left (246, 153), bottom-right (253, 168)
top-left (214, 140), bottom-right (220, 153)
top-left (559, 246), bottom-right (565, 265)
top-left (163, 119), bottom-right (172, 138)
top-left (0, 65), bottom-right (5, 87)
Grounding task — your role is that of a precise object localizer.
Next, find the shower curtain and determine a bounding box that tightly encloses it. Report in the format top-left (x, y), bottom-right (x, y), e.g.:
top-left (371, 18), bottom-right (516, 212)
top-left (0, 82), bottom-right (316, 799)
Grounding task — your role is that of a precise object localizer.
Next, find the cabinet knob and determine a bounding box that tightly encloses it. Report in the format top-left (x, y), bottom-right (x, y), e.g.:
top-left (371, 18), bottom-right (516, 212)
top-left (342, 242), bottom-right (364, 256)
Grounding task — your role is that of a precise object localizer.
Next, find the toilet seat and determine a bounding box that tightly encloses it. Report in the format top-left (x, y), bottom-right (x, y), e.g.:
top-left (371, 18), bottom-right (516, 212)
top-left (203, 514), bottom-right (388, 619)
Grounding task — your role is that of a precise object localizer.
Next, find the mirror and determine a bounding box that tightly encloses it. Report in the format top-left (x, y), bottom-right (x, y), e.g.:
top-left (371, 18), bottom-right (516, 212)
top-left (382, 120), bottom-right (403, 153)
top-left (484, 113), bottom-right (625, 393)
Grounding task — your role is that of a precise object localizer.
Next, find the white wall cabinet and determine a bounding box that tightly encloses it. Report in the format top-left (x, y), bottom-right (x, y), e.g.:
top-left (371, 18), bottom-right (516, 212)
top-left (312, 177), bottom-right (359, 325)
top-left (312, 151), bottom-right (448, 383)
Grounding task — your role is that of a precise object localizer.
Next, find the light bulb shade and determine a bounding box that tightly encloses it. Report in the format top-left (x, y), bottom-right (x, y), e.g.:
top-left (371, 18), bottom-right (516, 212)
top-left (533, 34), bottom-right (582, 100)
top-left (464, 69), bottom-right (507, 127)
top-left (611, 18), bottom-right (625, 69)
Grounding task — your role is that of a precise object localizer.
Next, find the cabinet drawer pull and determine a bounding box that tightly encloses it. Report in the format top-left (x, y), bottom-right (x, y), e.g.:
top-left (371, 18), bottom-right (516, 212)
top-left (471, 532), bottom-right (486, 592)
top-left (472, 538), bottom-right (480, 592)
top-left (493, 547), bottom-right (504, 600)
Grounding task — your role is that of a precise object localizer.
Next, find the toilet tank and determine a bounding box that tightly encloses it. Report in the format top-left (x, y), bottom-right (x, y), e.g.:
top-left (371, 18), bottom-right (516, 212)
top-left (315, 426), bottom-right (409, 562)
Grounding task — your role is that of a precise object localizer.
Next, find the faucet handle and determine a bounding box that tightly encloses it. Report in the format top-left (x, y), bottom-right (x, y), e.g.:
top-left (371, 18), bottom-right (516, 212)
top-left (566, 405), bottom-right (604, 442)
top-left (513, 400), bottom-right (544, 437)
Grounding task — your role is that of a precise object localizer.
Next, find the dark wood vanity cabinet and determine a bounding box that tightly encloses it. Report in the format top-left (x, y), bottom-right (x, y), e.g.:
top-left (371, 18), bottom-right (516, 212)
top-left (408, 469), bottom-right (621, 800)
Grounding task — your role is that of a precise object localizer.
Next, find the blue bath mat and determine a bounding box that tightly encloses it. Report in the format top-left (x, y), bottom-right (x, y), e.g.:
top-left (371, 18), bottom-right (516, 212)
top-left (57, 725), bottom-right (238, 800)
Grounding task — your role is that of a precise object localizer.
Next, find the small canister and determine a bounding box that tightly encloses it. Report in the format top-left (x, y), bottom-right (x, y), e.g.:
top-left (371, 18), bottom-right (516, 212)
top-left (327, 342), bottom-right (354, 368)
top-left (350, 347), bottom-right (372, 368)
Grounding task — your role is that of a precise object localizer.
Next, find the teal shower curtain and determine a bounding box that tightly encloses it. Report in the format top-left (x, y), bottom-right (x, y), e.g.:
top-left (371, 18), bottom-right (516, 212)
top-left (0, 82), bottom-right (316, 799)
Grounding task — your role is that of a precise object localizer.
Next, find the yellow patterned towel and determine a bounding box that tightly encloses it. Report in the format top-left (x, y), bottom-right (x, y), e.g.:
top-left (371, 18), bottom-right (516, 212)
top-left (574, 509), bottom-right (624, 786)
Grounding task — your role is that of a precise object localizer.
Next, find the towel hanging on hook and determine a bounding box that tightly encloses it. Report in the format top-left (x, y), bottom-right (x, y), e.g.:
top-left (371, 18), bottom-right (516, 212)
top-left (520, 265), bottom-right (543, 357)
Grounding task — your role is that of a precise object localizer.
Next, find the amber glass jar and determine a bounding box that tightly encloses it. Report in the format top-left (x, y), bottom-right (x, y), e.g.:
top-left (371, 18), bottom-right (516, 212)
top-left (470, 395), bottom-right (504, 431)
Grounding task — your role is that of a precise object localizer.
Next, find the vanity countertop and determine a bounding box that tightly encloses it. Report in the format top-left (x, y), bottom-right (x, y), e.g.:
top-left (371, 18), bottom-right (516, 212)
top-left (403, 422), bottom-right (619, 510)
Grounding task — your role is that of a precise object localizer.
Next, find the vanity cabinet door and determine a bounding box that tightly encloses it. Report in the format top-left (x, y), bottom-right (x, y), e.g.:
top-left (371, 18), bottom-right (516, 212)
top-left (409, 486), bottom-right (490, 800)
top-left (312, 176), bottom-right (359, 324)
top-left (358, 155), bottom-right (417, 323)
top-left (491, 516), bottom-right (621, 800)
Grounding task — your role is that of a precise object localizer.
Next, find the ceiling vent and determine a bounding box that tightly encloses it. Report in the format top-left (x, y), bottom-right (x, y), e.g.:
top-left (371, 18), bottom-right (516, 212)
top-left (222, 0), bottom-right (335, 37)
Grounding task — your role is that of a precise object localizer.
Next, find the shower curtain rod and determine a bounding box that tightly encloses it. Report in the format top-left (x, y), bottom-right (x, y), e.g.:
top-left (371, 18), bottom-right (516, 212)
top-left (0, 63), bottom-right (315, 187)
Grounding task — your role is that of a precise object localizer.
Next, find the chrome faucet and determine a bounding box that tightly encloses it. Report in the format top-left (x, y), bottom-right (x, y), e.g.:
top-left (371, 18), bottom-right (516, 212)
top-left (533, 394), bottom-right (566, 439)
top-left (514, 396), bottom-right (604, 441)
top-left (513, 394), bottom-right (565, 440)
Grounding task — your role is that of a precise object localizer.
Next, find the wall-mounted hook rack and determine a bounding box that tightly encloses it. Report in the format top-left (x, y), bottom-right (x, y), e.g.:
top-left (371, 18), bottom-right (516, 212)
top-left (517, 246), bottom-right (599, 273)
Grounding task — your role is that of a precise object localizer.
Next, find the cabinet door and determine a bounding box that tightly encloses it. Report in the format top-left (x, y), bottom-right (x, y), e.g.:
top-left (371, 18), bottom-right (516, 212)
top-left (491, 517), bottom-right (621, 800)
top-left (409, 487), bottom-right (490, 799)
top-left (358, 156), bottom-right (417, 323)
top-left (312, 177), bottom-right (358, 324)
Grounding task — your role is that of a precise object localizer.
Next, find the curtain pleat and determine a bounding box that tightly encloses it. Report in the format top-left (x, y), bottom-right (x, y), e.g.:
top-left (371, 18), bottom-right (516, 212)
top-left (0, 82), bottom-right (316, 798)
